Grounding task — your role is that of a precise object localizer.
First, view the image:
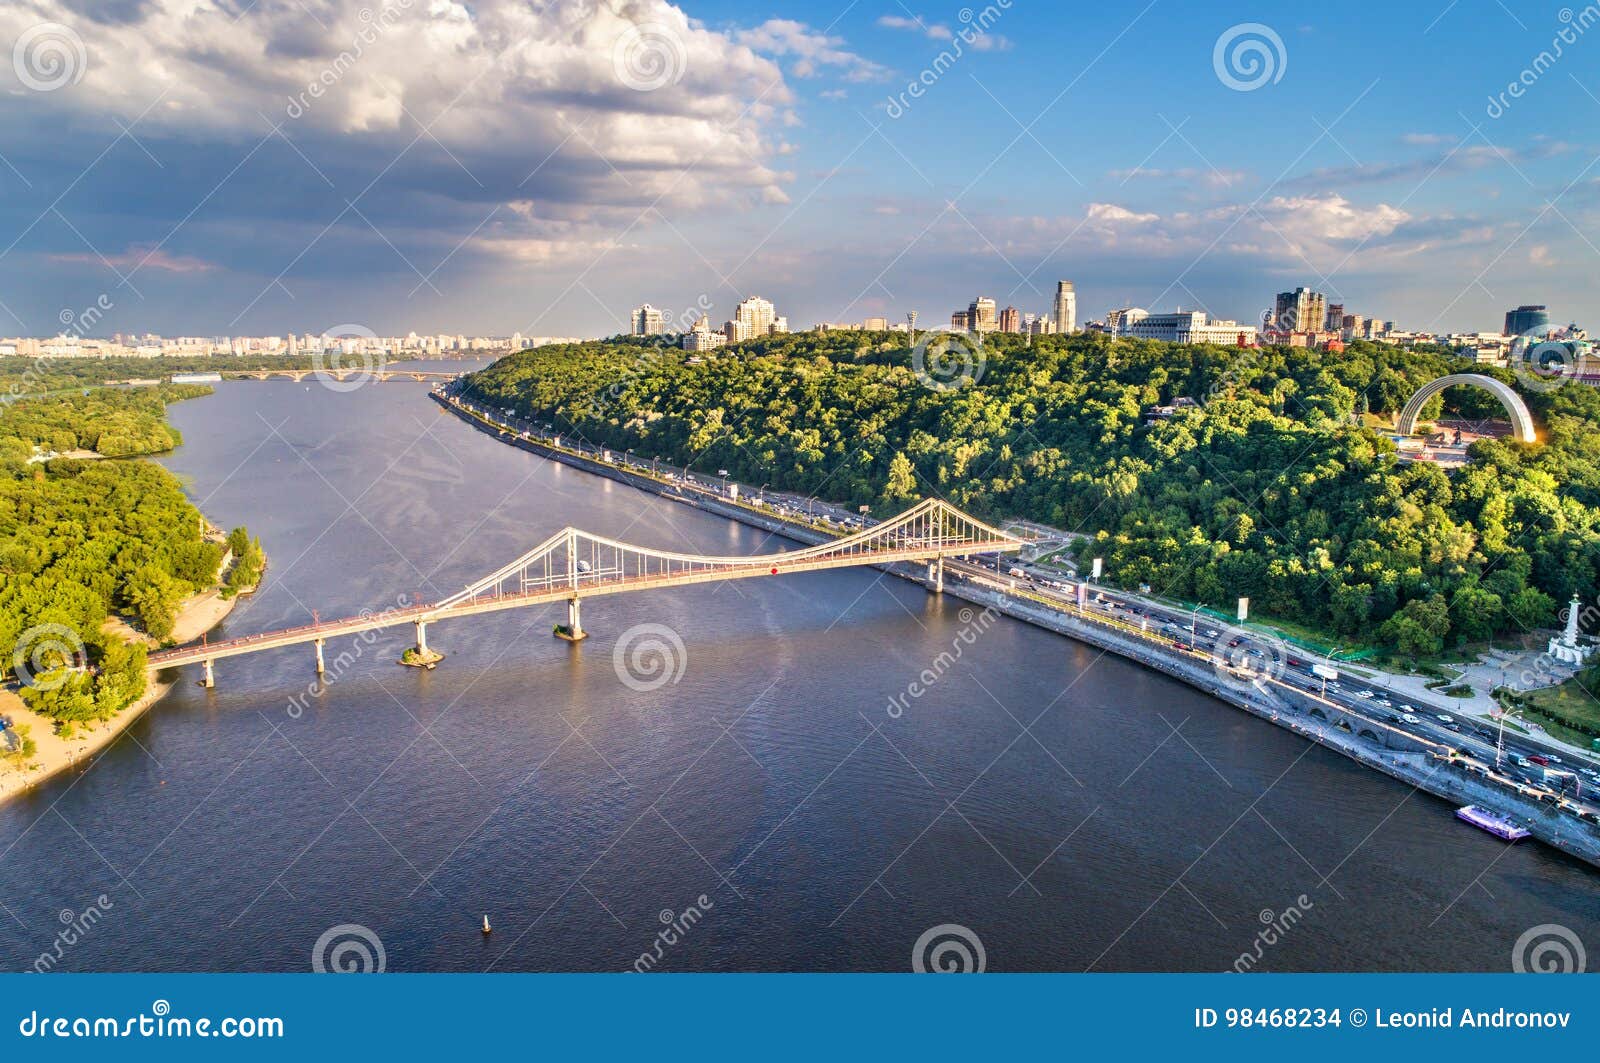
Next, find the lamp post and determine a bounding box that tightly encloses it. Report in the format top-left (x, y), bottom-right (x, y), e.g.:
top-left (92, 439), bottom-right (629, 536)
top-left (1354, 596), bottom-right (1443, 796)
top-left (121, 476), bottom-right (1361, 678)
top-left (1189, 605), bottom-right (1202, 650)
top-left (1495, 707), bottom-right (1525, 772)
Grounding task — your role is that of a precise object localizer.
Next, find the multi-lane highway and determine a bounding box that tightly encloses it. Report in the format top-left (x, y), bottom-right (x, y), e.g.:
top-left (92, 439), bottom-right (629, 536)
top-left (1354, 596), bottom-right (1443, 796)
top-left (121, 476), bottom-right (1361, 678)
top-left (946, 552), bottom-right (1600, 818)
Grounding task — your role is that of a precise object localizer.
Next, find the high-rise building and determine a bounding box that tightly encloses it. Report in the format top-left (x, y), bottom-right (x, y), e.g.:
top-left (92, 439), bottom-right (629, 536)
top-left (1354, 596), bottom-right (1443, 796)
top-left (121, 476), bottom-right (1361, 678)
top-left (1505, 304), bottom-right (1550, 336)
top-left (1325, 303), bottom-right (1344, 332)
top-left (999, 306), bottom-right (1021, 333)
top-left (732, 296), bottom-right (777, 338)
top-left (967, 297), bottom-right (997, 333)
top-left (1273, 287), bottom-right (1326, 334)
top-left (630, 304), bottom-right (664, 335)
top-left (951, 311), bottom-right (969, 330)
top-left (863, 317), bottom-right (888, 331)
top-left (1053, 281), bottom-right (1077, 334)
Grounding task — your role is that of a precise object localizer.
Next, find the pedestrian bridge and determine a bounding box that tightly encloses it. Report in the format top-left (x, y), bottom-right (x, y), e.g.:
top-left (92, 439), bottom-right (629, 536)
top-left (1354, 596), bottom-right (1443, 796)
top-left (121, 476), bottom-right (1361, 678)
top-left (146, 498), bottom-right (1022, 685)
top-left (226, 369), bottom-right (462, 383)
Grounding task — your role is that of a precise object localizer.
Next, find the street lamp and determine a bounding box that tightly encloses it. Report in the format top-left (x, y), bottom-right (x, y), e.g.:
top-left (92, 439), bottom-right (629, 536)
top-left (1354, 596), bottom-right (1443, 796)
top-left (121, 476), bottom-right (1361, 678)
top-left (1189, 605), bottom-right (1202, 650)
top-left (1494, 707), bottom-right (1526, 771)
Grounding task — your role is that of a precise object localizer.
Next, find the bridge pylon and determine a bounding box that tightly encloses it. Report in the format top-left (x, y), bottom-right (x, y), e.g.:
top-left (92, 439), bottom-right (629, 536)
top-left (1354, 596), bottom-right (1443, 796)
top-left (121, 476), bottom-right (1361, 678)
top-left (555, 596), bottom-right (587, 641)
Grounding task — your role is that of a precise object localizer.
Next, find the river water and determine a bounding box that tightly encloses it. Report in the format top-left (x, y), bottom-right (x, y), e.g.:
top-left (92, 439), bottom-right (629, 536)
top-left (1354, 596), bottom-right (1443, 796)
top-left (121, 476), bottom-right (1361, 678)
top-left (0, 373), bottom-right (1596, 972)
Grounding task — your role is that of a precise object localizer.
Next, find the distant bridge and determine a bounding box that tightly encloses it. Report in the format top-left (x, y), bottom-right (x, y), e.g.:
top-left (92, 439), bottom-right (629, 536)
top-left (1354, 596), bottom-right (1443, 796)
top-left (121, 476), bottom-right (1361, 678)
top-left (223, 369), bottom-right (462, 384)
top-left (146, 498), bottom-right (1022, 686)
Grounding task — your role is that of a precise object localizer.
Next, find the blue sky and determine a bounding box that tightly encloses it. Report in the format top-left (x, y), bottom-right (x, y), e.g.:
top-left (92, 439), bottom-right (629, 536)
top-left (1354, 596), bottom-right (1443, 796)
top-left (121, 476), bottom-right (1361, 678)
top-left (0, 0), bottom-right (1595, 338)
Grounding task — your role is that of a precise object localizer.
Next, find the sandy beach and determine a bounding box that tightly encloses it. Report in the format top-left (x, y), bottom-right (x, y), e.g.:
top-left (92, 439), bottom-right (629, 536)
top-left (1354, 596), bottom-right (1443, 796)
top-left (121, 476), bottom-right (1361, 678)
top-left (0, 571), bottom-right (254, 806)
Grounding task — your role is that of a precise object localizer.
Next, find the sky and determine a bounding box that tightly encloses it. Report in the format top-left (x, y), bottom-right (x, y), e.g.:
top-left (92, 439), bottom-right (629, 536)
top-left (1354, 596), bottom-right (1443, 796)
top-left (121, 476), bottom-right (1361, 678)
top-left (0, 0), bottom-right (1596, 339)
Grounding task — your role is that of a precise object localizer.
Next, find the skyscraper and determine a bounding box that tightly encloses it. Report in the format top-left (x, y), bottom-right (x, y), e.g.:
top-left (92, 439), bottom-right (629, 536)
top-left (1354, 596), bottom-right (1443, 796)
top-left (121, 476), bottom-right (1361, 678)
top-left (1000, 306), bottom-right (1021, 333)
top-left (1053, 281), bottom-right (1076, 334)
top-left (966, 297), bottom-right (997, 333)
top-left (733, 296), bottom-right (777, 337)
top-left (1273, 287), bottom-right (1326, 334)
top-left (630, 304), bottom-right (664, 335)
top-left (1505, 304), bottom-right (1549, 336)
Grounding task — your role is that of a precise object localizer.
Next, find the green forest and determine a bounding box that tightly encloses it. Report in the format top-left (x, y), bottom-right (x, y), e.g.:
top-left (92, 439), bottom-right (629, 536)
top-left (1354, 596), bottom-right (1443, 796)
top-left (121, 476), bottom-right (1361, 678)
top-left (460, 330), bottom-right (1600, 654)
top-left (0, 386), bottom-right (243, 730)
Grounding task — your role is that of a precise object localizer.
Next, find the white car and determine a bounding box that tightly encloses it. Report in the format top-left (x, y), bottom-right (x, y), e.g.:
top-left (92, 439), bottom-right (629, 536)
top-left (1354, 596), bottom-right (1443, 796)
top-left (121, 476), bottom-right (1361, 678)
top-left (1436, 714), bottom-right (1454, 724)
top-left (1356, 690), bottom-right (1374, 699)
top-left (1402, 713), bottom-right (1421, 725)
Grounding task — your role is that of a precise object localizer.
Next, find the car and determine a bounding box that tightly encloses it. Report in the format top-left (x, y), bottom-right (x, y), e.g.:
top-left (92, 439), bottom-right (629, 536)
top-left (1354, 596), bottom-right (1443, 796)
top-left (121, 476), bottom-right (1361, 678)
top-left (1436, 714), bottom-right (1454, 724)
top-left (1401, 713), bottom-right (1421, 725)
top-left (1356, 690), bottom-right (1374, 699)
top-left (1547, 754), bottom-right (1563, 764)
top-left (1375, 697), bottom-right (1392, 708)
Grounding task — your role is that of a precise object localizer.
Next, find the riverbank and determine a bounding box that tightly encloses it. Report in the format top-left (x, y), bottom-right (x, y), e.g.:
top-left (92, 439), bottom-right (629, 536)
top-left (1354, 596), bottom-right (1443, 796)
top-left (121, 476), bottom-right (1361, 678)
top-left (0, 547), bottom-right (258, 806)
top-left (435, 391), bottom-right (1600, 870)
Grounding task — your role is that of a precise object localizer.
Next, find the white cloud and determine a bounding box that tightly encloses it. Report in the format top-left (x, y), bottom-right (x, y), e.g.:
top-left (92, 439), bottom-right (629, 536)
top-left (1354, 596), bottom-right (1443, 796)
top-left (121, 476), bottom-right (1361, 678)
top-left (1257, 194), bottom-right (1410, 242)
top-left (876, 13), bottom-right (1005, 48)
top-left (876, 15), bottom-right (952, 40)
top-left (0, 0), bottom-right (812, 263)
top-left (1085, 203), bottom-right (1159, 226)
top-left (734, 19), bottom-right (888, 82)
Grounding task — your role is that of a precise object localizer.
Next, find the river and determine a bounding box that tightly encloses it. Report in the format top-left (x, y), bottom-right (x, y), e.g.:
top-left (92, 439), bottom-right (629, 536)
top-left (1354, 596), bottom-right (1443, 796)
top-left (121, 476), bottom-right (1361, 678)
top-left (1, 372), bottom-right (1596, 972)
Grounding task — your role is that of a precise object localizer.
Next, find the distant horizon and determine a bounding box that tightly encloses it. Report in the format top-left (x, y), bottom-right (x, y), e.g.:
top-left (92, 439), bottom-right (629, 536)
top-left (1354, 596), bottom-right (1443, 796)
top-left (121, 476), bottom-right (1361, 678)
top-left (2, 2), bottom-right (1593, 338)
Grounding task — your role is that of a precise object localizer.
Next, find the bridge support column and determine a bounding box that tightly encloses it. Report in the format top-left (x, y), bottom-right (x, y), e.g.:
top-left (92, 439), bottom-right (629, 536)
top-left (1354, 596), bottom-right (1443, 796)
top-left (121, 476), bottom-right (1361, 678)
top-left (202, 659), bottom-right (214, 689)
top-left (927, 557), bottom-right (944, 594)
top-left (314, 638), bottom-right (325, 675)
top-left (402, 621), bottom-right (443, 668)
top-left (555, 596), bottom-right (588, 642)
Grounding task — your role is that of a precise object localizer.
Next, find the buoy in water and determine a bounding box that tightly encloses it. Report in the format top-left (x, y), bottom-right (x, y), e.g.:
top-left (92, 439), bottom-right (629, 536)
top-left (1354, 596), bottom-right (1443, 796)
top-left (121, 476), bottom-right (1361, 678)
top-left (482, 914), bottom-right (492, 935)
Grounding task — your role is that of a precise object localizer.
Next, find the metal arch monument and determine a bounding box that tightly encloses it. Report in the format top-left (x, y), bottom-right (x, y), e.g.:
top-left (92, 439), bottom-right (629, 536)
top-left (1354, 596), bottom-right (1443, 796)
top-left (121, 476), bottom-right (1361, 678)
top-left (1395, 373), bottom-right (1536, 444)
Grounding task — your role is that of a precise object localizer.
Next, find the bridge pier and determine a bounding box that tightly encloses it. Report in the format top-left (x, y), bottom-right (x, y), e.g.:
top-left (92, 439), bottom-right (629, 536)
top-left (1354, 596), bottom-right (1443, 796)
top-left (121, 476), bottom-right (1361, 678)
top-left (927, 557), bottom-right (944, 594)
top-left (202, 659), bottom-right (214, 688)
top-left (402, 620), bottom-right (443, 668)
top-left (555, 596), bottom-right (588, 642)
top-left (314, 638), bottom-right (325, 675)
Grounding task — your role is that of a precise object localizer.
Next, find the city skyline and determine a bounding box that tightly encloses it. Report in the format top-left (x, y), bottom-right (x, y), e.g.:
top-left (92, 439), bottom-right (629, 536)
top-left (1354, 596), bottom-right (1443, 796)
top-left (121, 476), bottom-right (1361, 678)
top-left (0, 1), bottom-right (1595, 339)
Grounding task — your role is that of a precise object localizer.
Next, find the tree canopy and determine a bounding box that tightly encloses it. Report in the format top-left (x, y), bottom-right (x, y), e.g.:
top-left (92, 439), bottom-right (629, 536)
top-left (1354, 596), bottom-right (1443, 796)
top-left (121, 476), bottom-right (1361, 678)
top-left (460, 330), bottom-right (1600, 650)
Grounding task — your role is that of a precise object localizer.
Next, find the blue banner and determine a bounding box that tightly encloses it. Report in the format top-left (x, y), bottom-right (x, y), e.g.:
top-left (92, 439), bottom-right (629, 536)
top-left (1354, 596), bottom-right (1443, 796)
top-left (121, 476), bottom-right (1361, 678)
top-left (1, 974), bottom-right (1593, 1059)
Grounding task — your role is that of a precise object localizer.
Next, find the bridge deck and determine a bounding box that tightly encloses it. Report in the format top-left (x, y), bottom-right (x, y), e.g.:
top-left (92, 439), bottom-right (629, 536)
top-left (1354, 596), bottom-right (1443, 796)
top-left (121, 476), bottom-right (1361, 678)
top-left (146, 539), bottom-right (1019, 668)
